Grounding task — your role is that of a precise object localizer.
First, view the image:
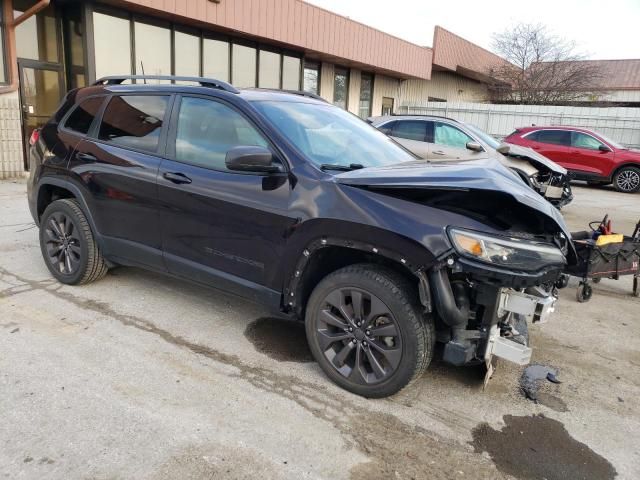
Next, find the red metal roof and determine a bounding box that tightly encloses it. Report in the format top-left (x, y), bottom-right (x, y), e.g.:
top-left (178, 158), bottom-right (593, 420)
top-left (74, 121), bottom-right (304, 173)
top-left (548, 59), bottom-right (640, 91)
top-left (431, 26), bottom-right (510, 82)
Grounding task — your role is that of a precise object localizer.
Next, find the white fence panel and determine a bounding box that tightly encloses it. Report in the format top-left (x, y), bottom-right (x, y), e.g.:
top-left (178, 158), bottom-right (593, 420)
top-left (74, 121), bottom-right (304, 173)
top-left (397, 102), bottom-right (640, 148)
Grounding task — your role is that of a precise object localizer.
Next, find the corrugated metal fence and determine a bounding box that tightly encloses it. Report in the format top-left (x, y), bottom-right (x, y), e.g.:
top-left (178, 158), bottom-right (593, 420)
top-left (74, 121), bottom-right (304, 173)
top-left (397, 102), bottom-right (640, 148)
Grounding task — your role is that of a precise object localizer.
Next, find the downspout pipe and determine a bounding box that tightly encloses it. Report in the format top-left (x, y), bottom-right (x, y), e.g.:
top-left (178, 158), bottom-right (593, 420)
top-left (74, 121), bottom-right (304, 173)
top-left (0, 0), bottom-right (51, 94)
top-left (428, 267), bottom-right (470, 335)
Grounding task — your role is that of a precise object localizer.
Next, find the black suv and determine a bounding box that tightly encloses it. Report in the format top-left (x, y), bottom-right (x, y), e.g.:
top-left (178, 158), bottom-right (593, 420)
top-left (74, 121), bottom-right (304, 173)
top-left (28, 75), bottom-right (573, 398)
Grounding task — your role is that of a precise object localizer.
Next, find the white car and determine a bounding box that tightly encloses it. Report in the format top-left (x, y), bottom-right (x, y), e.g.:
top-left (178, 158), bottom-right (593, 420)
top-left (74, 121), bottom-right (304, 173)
top-left (369, 115), bottom-right (573, 208)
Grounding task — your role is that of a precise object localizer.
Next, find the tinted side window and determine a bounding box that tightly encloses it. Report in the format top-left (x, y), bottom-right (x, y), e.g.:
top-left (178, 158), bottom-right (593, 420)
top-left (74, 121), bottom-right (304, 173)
top-left (174, 97), bottom-right (269, 171)
top-left (536, 130), bottom-right (571, 146)
top-left (392, 121), bottom-right (426, 142)
top-left (525, 131), bottom-right (539, 141)
top-left (64, 97), bottom-right (105, 135)
top-left (377, 121), bottom-right (396, 135)
top-left (98, 95), bottom-right (169, 153)
top-left (434, 122), bottom-right (473, 148)
top-left (572, 132), bottom-right (604, 150)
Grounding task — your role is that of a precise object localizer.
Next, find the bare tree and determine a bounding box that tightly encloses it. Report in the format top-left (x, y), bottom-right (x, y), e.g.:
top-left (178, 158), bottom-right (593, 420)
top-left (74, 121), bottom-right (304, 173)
top-left (487, 23), bottom-right (604, 104)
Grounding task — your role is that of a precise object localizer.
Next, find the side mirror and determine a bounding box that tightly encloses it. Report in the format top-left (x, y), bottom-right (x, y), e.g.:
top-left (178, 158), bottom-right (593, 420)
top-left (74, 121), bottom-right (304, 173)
top-left (599, 144), bottom-right (612, 153)
top-left (466, 141), bottom-right (484, 152)
top-left (225, 146), bottom-right (281, 173)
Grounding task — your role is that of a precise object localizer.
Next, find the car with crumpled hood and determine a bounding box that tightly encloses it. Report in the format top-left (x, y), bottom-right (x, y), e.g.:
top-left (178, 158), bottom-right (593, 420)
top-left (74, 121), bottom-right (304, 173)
top-left (28, 75), bottom-right (574, 398)
top-left (369, 115), bottom-right (573, 208)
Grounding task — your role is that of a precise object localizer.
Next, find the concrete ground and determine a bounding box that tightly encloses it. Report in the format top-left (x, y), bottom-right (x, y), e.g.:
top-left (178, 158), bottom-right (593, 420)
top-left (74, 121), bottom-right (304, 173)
top-left (1, 179), bottom-right (638, 480)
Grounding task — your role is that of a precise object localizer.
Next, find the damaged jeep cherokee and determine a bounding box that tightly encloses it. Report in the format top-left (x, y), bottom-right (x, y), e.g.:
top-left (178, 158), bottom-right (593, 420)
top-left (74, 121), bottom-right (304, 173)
top-left (27, 75), bottom-right (573, 398)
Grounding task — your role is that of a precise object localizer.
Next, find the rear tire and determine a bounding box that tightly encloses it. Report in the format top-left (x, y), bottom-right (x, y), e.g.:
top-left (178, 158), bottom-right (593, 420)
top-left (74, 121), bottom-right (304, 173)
top-left (39, 199), bottom-right (109, 285)
top-left (305, 264), bottom-right (434, 398)
top-left (613, 166), bottom-right (640, 193)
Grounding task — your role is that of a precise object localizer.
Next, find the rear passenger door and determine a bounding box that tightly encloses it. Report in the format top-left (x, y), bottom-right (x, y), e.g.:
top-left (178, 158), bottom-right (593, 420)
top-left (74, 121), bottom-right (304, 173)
top-left (429, 121), bottom-right (483, 161)
top-left (70, 94), bottom-right (171, 270)
top-left (526, 130), bottom-right (572, 169)
top-left (388, 120), bottom-right (429, 158)
top-left (157, 95), bottom-right (293, 303)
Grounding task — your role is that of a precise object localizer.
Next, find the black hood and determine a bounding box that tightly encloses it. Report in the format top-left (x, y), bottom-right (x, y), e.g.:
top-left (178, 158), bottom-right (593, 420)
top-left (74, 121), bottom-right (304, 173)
top-left (333, 158), bottom-right (572, 243)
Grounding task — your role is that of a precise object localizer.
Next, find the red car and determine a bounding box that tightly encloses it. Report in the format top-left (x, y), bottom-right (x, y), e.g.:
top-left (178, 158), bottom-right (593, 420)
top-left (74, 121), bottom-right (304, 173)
top-left (505, 126), bottom-right (640, 193)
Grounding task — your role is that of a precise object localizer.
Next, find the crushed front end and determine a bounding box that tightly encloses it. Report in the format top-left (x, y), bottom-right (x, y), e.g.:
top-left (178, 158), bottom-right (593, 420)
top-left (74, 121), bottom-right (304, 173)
top-left (424, 228), bottom-right (568, 369)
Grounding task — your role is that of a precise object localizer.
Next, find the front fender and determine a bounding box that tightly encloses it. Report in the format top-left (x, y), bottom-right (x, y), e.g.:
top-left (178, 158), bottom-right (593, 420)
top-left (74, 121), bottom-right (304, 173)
top-left (281, 219), bottom-right (440, 311)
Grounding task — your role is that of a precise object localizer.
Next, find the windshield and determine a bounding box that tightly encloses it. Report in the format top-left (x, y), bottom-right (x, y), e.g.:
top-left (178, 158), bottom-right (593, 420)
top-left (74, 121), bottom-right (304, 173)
top-left (464, 123), bottom-right (501, 150)
top-left (252, 101), bottom-right (417, 169)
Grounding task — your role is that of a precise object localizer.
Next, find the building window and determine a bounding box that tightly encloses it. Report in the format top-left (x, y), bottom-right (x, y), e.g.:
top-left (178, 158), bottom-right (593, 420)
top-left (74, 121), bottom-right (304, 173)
top-left (381, 97), bottom-right (394, 116)
top-left (14, 1), bottom-right (59, 63)
top-left (203, 38), bottom-right (229, 82)
top-left (64, 7), bottom-right (86, 89)
top-left (258, 50), bottom-right (280, 89)
top-left (358, 73), bottom-right (373, 119)
top-left (282, 56), bottom-right (301, 90)
top-left (303, 61), bottom-right (319, 94)
top-left (232, 44), bottom-right (256, 88)
top-left (134, 21), bottom-right (171, 81)
top-left (93, 13), bottom-right (132, 79)
top-left (333, 67), bottom-right (349, 109)
top-left (174, 30), bottom-right (200, 77)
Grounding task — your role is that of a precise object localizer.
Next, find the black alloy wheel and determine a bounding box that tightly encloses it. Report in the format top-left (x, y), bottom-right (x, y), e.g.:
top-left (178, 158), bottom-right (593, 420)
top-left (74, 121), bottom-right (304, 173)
top-left (316, 287), bottom-right (402, 385)
top-left (39, 199), bottom-right (109, 285)
top-left (306, 264), bottom-right (434, 398)
top-left (43, 211), bottom-right (82, 276)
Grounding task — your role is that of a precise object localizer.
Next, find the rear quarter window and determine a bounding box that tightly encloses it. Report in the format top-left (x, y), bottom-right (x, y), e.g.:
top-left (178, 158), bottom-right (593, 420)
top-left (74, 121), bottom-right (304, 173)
top-left (63, 97), bottom-right (105, 135)
top-left (377, 121), bottom-right (396, 135)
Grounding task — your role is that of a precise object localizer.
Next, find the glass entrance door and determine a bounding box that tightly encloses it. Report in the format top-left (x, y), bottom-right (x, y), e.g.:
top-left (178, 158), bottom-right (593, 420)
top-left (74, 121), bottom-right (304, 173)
top-left (18, 61), bottom-right (64, 169)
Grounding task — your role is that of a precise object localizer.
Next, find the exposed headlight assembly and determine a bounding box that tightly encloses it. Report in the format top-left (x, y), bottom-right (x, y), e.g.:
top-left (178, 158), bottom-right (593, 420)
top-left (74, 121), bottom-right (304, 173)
top-left (448, 228), bottom-right (566, 271)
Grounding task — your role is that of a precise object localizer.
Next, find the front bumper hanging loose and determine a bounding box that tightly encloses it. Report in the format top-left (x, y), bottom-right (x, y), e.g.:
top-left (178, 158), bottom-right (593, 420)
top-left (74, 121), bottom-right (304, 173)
top-left (485, 288), bottom-right (557, 366)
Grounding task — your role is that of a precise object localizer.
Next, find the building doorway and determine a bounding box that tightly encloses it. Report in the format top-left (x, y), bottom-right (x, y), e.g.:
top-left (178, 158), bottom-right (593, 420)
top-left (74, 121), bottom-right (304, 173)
top-left (17, 60), bottom-right (64, 169)
top-left (381, 96), bottom-right (394, 115)
top-left (13, 1), bottom-right (66, 169)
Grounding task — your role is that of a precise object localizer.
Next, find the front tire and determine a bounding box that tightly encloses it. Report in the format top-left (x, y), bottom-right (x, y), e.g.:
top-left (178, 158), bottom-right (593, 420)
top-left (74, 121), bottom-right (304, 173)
top-left (613, 166), bottom-right (640, 193)
top-left (39, 199), bottom-right (109, 285)
top-left (305, 264), bottom-right (434, 398)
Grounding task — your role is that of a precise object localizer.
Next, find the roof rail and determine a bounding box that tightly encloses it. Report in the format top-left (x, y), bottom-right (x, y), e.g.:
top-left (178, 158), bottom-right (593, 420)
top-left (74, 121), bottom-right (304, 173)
top-left (93, 75), bottom-right (240, 94)
top-left (281, 90), bottom-right (328, 103)
top-left (391, 113), bottom-right (460, 123)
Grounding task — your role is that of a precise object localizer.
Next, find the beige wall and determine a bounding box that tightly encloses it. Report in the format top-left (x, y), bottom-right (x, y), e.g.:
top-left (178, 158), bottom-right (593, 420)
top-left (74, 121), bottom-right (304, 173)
top-left (401, 71), bottom-right (489, 105)
top-left (319, 62), bottom-right (335, 104)
top-left (317, 62), bottom-right (489, 116)
top-left (347, 69), bottom-right (361, 114)
top-left (583, 89), bottom-right (640, 103)
top-left (0, 91), bottom-right (25, 179)
top-left (372, 75), bottom-right (401, 117)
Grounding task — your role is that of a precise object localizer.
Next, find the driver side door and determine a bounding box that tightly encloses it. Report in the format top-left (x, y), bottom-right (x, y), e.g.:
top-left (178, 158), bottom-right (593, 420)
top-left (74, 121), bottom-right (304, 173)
top-left (428, 122), bottom-right (484, 161)
top-left (157, 95), bottom-right (295, 303)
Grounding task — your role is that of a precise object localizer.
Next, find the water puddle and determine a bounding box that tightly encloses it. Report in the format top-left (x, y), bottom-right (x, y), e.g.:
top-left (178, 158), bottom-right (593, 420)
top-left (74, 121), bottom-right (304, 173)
top-left (244, 317), bottom-right (314, 363)
top-left (471, 414), bottom-right (617, 480)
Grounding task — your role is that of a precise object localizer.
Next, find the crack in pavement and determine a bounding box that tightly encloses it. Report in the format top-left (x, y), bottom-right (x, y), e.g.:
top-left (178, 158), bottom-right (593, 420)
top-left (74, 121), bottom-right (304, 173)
top-left (0, 265), bottom-right (504, 479)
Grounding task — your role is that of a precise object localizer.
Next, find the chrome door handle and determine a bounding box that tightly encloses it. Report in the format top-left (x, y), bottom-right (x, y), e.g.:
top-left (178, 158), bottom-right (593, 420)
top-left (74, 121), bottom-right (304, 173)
top-left (163, 172), bottom-right (192, 184)
top-left (432, 150), bottom-right (445, 155)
